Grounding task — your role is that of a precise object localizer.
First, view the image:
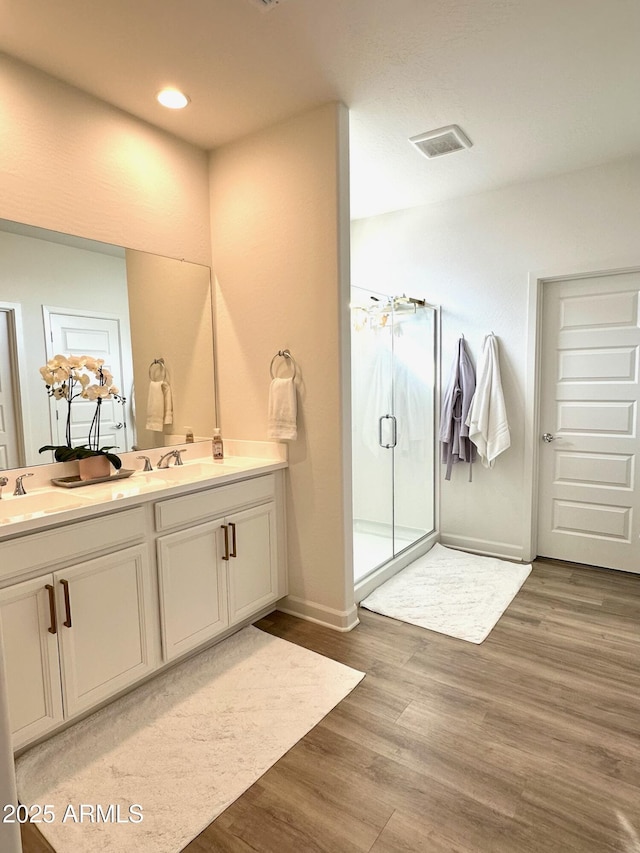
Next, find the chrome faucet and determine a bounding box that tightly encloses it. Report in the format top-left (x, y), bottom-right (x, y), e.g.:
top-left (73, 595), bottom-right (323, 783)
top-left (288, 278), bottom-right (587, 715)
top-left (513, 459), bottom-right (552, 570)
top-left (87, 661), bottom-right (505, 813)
top-left (14, 473), bottom-right (34, 496)
top-left (0, 477), bottom-right (8, 499)
top-left (157, 450), bottom-right (178, 469)
top-left (173, 449), bottom-right (186, 466)
top-left (137, 455), bottom-right (153, 472)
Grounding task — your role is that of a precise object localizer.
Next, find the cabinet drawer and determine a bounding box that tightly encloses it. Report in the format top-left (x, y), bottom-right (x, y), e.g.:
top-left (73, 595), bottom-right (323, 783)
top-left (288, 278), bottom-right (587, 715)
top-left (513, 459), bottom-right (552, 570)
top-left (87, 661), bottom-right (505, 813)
top-left (155, 474), bottom-right (275, 532)
top-left (0, 507), bottom-right (145, 582)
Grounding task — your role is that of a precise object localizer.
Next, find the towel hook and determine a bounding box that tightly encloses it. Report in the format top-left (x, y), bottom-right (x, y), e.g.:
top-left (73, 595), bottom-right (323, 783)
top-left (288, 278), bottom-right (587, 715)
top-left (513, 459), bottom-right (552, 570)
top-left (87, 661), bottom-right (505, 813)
top-left (270, 349), bottom-right (297, 380)
top-left (149, 358), bottom-right (167, 381)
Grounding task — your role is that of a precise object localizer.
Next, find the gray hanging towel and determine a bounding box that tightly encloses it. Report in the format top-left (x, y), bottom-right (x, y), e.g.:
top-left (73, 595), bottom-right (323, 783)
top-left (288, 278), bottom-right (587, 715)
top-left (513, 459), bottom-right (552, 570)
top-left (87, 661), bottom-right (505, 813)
top-left (439, 336), bottom-right (476, 480)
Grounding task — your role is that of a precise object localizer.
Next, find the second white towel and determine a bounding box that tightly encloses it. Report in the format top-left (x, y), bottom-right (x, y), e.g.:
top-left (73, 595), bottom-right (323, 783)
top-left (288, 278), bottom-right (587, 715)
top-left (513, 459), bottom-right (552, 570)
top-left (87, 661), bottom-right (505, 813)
top-left (268, 377), bottom-right (297, 441)
top-left (146, 380), bottom-right (174, 432)
top-left (466, 334), bottom-right (510, 467)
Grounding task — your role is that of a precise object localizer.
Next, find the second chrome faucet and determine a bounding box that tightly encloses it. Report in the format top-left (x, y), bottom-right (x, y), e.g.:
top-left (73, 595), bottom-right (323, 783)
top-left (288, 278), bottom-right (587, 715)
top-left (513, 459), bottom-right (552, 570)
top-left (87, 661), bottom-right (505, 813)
top-left (14, 473), bottom-right (34, 496)
top-left (156, 450), bottom-right (186, 469)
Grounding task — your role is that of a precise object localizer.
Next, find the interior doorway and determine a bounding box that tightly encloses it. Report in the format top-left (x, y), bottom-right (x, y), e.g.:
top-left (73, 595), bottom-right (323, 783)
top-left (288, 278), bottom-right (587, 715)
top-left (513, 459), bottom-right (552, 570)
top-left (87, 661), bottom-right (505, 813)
top-left (535, 269), bottom-right (640, 573)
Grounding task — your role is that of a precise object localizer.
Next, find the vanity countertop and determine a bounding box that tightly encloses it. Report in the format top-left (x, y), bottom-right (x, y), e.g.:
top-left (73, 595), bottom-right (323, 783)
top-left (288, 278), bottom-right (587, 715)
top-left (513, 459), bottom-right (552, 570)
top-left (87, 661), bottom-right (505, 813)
top-left (0, 446), bottom-right (287, 541)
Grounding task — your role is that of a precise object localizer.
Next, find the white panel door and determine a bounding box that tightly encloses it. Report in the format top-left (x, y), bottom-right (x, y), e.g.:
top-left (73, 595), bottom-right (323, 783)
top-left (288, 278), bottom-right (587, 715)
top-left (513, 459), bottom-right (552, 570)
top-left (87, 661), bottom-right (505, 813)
top-left (45, 310), bottom-right (131, 452)
top-left (537, 271), bottom-right (640, 572)
top-left (0, 310), bottom-right (22, 469)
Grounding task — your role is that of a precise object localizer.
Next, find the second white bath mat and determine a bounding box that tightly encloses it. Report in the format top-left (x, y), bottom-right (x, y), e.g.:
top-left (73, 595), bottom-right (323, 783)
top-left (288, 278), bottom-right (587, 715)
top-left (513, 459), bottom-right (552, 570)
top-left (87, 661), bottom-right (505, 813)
top-left (360, 543), bottom-right (531, 643)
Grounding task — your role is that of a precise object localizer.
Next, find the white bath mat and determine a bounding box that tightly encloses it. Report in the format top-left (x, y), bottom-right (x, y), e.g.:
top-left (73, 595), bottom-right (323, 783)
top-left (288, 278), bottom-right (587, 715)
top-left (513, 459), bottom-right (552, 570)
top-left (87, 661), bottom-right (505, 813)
top-left (16, 625), bottom-right (364, 853)
top-left (360, 543), bottom-right (531, 643)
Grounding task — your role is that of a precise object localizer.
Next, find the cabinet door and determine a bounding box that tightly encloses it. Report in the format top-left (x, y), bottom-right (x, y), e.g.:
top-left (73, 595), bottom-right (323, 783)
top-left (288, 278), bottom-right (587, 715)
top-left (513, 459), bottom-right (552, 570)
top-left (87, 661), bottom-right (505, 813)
top-left (226, 502), bottom-right (278, 625)
top-left (0, 576), bottom-right (64, 749)
top-left (55, 544), bottom-right (158, 718)
top-left (157, 519), bottom-right (229, 661)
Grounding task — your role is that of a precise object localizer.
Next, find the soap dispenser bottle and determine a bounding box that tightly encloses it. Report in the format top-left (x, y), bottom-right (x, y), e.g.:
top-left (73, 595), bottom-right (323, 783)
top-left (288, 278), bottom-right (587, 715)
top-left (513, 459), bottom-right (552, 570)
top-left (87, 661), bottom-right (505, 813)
top-left (212, 428), bottom-right (224, 461)
top-left (185, 426), bottom-right (194, 444)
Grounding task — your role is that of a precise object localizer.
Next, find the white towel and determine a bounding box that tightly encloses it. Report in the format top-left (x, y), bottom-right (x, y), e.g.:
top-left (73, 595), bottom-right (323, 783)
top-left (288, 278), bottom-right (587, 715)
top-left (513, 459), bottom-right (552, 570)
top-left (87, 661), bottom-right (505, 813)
top-left (466, 334), bottom-right (510, 467)
top-left (146, 381), bottom-right (173, 432)
top-left (268, 377), bottom-right (297, 441)
top-left (162, 382), bottom-right (173, 426)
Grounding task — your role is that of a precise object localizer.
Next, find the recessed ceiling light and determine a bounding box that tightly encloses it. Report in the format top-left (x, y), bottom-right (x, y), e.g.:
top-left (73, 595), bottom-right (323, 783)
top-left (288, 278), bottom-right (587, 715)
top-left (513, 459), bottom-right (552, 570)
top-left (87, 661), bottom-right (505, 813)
top-left (156, 88), bottom-right (190, 110)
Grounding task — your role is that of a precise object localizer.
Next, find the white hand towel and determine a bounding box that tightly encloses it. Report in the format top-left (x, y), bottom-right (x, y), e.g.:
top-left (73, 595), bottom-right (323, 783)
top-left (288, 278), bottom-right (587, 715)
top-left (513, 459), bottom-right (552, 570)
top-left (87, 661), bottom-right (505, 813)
top-left (146, 381), bottom-right (164, 431)
top-left (146, 381), bottom-right (173, 431)
top-left (162, 381), bottom-right (173, 425)
top-left (268, 377), bottom-right (297, 441)
top-left (466, 334), bottom-right (510, 467)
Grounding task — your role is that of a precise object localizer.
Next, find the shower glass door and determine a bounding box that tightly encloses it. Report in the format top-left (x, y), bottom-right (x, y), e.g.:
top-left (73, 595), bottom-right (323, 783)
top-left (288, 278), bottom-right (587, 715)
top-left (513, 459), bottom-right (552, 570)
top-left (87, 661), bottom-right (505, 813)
top-left (391, 305), bottom-right (436, 557)
top-left (351, 292), bottom-right (436, 584)
top-left (351, 301), bottom-right (394, 579)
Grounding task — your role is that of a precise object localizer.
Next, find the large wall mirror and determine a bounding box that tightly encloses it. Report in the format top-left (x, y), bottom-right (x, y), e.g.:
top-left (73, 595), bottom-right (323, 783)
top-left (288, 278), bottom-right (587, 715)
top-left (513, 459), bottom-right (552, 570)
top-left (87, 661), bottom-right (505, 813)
top-left (0, 219), bottom-right (217, 471)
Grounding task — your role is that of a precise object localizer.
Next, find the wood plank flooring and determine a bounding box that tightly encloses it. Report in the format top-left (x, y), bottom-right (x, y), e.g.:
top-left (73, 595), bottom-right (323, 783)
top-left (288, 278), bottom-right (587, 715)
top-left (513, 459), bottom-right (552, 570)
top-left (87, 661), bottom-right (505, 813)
top-left (21, 558), bottom-right (640, 853)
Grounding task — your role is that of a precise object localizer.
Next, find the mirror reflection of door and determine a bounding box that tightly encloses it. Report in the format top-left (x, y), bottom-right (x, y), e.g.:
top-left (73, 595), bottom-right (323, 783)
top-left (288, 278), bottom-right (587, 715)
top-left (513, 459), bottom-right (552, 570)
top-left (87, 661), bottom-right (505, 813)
top-left (0, 308), bottom-right (23, 468)
top-left (43, 308), bottom-right (132, 455)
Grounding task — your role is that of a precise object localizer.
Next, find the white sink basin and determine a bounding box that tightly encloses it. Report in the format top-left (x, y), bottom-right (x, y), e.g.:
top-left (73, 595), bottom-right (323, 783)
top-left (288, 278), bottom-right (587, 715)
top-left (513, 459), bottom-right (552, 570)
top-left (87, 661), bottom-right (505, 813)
top-left (149, 462), bottom-right (234, 483)
top-left (0, 490), bottom-right (91, 523)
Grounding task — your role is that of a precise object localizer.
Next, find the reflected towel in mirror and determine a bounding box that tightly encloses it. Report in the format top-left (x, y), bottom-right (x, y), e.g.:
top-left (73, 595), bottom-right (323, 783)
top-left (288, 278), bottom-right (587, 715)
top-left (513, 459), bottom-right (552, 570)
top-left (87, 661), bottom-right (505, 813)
top-left (146, 380), bottom-right (173, 431)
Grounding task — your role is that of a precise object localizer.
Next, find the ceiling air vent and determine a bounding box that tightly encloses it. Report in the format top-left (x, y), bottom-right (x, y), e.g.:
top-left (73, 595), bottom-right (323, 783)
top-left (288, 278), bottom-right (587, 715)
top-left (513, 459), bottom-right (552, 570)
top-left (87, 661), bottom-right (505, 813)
top-left (409, 125), bottom-right (473, 159)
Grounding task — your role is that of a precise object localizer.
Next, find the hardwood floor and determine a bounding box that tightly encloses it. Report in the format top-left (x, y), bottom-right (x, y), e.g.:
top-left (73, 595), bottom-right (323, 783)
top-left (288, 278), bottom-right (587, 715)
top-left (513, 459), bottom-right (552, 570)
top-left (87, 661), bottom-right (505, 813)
top-left (21, 558), bottom-right (640, 852)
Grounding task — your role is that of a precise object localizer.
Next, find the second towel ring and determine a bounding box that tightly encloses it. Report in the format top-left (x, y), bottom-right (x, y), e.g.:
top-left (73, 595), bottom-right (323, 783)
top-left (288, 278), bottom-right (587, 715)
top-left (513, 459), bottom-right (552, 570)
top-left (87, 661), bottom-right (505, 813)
top-left (270, 349), bottom-right (297, 380)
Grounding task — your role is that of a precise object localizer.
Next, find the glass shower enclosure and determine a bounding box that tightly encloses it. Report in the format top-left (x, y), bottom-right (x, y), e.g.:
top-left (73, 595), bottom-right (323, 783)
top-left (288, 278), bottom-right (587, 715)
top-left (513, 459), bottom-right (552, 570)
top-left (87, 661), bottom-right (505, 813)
top-left (351, 291), bottom-right (437, 584)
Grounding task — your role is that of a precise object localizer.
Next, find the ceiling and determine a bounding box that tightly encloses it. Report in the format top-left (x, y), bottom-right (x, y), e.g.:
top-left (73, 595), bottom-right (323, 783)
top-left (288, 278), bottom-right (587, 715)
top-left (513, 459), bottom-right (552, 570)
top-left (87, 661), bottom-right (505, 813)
top-left (1, 0), bottom-right (639, 219)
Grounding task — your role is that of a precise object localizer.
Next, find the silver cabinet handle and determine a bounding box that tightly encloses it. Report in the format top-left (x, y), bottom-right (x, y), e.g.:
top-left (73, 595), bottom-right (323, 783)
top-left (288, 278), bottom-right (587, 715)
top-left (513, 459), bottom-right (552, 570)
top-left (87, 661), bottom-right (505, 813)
top-left (542, 433), bottom-right (555, 443)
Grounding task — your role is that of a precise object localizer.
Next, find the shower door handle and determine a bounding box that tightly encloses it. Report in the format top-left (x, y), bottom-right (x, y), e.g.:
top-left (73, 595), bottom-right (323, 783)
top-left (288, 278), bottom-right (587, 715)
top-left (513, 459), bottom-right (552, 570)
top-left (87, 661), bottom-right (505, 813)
top-left (390, 415), bottom-right (397, 448)
top-left (378, 415), bottom-right (396, 449)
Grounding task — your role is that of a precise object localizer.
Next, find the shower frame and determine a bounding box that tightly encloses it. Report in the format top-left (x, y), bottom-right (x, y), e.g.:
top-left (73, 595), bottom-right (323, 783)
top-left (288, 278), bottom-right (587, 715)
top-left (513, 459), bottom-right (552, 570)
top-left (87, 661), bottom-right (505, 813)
top-left (350, 290), bottom-right (440, 602)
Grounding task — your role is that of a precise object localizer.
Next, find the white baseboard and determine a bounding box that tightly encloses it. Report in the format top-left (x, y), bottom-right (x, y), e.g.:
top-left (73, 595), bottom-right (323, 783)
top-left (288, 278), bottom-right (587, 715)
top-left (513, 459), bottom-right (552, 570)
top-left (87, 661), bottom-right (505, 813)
top-left (439, 533), bottom-right (526, 562)
top-left (276, 595), bottom-right (360, 632)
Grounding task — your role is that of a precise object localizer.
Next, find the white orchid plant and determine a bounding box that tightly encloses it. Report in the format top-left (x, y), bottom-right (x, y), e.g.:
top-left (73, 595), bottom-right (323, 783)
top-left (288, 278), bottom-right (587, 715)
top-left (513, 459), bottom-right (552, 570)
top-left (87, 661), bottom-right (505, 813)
top-left (38, 354), bottom-right (126, 469)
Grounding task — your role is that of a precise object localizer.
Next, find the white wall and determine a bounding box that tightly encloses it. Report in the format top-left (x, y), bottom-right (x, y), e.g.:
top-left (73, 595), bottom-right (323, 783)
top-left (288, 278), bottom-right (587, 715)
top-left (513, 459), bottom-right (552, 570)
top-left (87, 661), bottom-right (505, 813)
top-left (0, 54), bottom-right (210, 265)
top-left (352, 155), bottom-right (640, 559)
top-left (210, 102), bottom-right (356, 630)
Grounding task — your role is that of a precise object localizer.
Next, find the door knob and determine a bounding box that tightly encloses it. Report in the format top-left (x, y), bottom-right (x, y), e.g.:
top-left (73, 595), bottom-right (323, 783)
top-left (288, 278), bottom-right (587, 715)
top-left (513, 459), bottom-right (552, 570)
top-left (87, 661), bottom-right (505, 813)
top-left (115, 422), bottom-right (124, 429)
top-left (542, 433), bottom-right (555, 443)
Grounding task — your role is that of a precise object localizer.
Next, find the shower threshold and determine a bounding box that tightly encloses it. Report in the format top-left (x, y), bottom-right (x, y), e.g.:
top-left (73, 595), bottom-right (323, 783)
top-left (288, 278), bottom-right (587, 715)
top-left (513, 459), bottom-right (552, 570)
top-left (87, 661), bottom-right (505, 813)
top-left (353, 520), bottom-right (426, 584)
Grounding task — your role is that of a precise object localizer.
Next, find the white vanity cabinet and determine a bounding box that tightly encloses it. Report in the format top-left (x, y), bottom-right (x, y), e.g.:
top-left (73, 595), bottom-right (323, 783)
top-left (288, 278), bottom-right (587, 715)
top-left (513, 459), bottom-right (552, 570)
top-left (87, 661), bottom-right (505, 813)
top-left (0, 508), bottom-right (159, 749)
top-left (0, 460), bottom-right (287, 751)
top-left (155, 474), bottom-right (279, 661)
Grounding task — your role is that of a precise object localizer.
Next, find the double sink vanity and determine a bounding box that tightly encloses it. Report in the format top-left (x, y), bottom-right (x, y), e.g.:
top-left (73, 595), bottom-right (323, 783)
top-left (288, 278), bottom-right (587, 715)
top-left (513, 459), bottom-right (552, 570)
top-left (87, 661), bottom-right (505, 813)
top-left (0, 441), bottom-right (287, 751)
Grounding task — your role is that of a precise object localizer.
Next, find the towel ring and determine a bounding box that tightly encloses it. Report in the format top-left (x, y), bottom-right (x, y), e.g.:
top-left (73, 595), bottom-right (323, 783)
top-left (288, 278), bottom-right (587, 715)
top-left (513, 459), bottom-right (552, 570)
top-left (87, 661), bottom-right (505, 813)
top-left (149, 358), bottom-right (167, 381)
top-left (270, 349), bottom-right (297, 380)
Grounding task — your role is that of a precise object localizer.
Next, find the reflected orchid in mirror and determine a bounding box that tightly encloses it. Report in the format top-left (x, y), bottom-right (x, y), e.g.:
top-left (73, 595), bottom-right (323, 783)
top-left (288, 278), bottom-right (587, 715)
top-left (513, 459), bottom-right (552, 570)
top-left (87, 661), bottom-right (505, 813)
top-left (38, 354), bottom-right (126, 468)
